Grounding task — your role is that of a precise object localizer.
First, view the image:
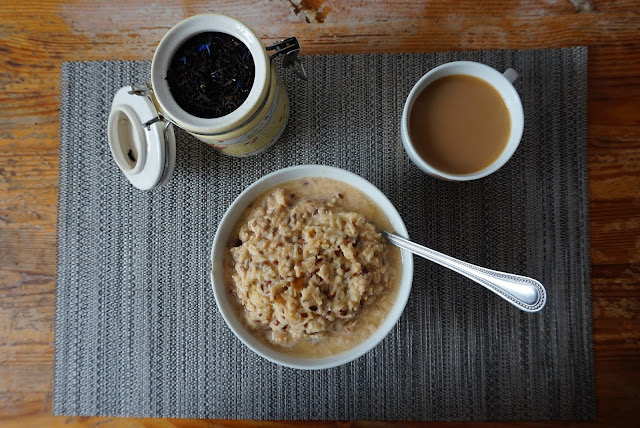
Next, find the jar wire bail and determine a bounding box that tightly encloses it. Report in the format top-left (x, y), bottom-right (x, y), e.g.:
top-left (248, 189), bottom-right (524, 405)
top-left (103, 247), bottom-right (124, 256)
top-left (266, 37), bottom-right (307, 80)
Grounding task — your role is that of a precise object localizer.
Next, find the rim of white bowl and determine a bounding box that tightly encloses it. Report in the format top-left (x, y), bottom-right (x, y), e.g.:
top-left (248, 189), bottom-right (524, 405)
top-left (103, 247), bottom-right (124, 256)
top-left (210, 165), bottom-right (414, 370)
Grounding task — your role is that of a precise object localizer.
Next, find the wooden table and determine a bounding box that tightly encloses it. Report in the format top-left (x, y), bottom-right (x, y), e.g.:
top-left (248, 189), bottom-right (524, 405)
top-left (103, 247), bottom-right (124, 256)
top-left (1, 1), bottom-right (638, 427)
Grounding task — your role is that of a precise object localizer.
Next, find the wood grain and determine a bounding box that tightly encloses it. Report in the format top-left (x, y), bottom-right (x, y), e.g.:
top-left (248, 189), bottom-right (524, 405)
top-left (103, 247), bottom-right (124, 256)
top-left (1, 0), bottom-right (639, 426)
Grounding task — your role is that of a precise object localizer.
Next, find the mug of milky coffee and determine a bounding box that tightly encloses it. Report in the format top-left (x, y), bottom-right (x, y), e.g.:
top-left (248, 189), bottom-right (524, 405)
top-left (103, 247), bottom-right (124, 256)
top-left (401, 61), bottom-right (524, 181)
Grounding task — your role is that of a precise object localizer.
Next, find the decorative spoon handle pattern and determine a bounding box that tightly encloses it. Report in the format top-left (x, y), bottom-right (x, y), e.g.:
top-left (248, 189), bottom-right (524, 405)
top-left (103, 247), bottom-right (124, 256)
top-left (382, 231), bottom-right (546, 312)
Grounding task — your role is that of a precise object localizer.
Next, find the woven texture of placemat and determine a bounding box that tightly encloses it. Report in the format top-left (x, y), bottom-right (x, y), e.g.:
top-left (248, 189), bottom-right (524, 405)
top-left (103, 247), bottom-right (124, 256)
top-left (55, 48), bottom-right (594, 420)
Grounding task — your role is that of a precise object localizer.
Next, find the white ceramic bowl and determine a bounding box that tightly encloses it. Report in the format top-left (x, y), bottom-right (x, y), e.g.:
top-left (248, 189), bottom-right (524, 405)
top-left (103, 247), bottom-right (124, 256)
top-left (210, 165), bottom-right (414, 370)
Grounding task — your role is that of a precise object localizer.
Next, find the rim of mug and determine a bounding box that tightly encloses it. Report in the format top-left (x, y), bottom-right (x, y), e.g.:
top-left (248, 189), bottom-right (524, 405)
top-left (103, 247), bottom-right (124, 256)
top-left (150, 13), bottom-right (270, 135)
top-left (401, 61), bottom-right (524, 181)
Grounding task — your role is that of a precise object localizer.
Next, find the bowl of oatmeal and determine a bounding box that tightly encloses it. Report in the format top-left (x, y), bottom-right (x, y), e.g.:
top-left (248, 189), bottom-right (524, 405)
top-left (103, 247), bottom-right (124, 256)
top-left (211, 165), bottom-right (413, 369)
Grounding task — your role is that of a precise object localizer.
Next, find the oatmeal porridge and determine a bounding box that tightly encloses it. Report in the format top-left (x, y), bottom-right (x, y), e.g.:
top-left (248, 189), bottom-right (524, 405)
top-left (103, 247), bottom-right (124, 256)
top-left (223, 177), bottom-right (402, 358)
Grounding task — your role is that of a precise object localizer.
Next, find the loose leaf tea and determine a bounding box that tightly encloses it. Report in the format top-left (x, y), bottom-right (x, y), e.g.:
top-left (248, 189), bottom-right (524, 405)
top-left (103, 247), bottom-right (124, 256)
top-left (166, 32), bottom-right (255, 118)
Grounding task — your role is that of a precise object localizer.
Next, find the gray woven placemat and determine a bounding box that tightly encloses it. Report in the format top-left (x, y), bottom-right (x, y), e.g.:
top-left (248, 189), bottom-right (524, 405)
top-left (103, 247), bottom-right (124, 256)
top-left (55, 47), bottom-right (594, 420)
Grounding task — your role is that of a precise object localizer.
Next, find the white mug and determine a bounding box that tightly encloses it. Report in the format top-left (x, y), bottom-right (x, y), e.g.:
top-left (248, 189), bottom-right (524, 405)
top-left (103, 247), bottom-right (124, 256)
top-left (401, 61), bottom-right (524, 181)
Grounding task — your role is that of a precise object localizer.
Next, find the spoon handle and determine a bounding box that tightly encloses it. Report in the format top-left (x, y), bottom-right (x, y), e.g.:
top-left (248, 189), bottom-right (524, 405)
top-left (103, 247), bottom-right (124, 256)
top-left (382, 231), bottom-right (546, 312)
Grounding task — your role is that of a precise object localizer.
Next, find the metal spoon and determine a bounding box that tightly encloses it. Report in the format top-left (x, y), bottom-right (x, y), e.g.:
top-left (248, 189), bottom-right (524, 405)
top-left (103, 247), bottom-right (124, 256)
top-left (382, 231), bottom-right (546, 312)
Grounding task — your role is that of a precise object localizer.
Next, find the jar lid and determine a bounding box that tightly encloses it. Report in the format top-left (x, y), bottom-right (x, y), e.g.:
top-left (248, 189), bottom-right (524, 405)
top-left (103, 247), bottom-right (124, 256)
top-left (108, 86), bottom-right (176, 190)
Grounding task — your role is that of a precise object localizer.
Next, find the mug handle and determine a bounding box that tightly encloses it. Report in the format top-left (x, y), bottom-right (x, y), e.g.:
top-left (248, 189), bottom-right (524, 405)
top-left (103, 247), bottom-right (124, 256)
top-left (503, 68), bottom-right (519, 83)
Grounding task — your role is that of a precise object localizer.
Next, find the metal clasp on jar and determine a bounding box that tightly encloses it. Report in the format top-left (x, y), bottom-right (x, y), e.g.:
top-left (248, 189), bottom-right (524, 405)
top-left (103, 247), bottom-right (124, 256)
top-left (129, 83), bottom-right (173, 131)
top-left (127, 82), bottom-right (175, 186)
top-left (267, 37), bottom-right (307, 80)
